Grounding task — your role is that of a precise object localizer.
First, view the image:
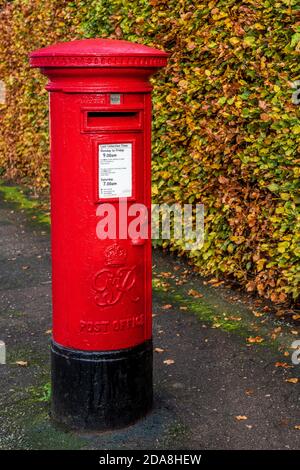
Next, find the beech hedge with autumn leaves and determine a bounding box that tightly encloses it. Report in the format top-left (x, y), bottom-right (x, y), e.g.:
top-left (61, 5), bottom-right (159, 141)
top-left (0, 0), bottom-right (299, 304)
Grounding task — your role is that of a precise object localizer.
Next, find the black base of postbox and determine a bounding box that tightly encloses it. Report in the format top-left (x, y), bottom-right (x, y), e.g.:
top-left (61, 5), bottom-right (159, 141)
top-left (50, 339), bottom-right (153, 431)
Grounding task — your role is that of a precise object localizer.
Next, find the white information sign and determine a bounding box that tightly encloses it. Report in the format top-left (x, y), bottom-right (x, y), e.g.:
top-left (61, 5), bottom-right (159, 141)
top-left (98, 143), bottom-right (132, 198)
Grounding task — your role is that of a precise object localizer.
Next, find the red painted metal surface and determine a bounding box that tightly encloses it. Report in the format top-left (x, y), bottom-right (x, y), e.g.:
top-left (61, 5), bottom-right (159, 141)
top-left (30, 39), bottom-right (168, 351)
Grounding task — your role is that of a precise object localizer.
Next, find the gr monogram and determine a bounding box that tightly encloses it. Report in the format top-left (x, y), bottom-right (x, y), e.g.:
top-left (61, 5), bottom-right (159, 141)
top-left (93, 243), bottom-right (140, 306)
top-left (93, 265), bottom-right (139, 307)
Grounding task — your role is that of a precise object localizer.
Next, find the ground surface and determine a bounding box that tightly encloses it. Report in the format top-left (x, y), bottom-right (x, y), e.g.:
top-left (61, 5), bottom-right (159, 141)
top-left (0, 186), bottom-right (299, 450)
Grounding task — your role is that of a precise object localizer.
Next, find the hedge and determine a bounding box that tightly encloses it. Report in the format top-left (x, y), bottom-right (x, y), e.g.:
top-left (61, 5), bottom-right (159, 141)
top-left (0, 0), bottom-right (299, 304)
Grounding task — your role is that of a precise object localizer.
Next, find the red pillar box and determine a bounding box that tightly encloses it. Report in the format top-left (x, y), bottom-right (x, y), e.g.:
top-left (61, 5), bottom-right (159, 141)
top-left (29, 39), bottom-right (167, 430)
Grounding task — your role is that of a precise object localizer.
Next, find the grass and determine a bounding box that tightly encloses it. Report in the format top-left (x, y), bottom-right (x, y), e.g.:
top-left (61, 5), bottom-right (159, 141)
top-left (0, 180), bottom-right (50, 228)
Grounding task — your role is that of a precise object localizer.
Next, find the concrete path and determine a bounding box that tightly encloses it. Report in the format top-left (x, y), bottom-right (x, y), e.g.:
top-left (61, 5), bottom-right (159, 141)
top-left (0, 189), bottom-right (299, 450)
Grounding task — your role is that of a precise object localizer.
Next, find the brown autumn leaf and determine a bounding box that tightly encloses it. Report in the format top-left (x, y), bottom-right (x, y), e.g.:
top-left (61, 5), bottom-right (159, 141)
top-left (258, 100), bottom-right (268, 110)
top-left (15, 361), bottom-right (28, 367)
top-left (188, 289), bottom-right (203, 298)
top-left (285, 378), bottom-right (299, 384)
top-left (186, 41), bottom-right (196, 51)
top-left (245, 389), bottom-right (254, 396)
top-left (163, 359), bottom-right (175, 365)
top-left (114, 25), bottom-right (123, 38)
top-left (271, 327), bottom-right (282, 340)
top-left (213, 281), bottom-right (225, 287)
top-left (218, 176), bottom-right (229, 185)
top-left (154, 347), bottom-right (165, 353)
top-left (207, 278), bottom-right (225, 287)
top-left (247, 336), bottom-right (264, 344)
top-left (235, 415), bottom-right (248, 421)
top-left (161, 304), bottom-right (172, 310)
top-left (246, 281), bottom-right (256, 292)
top-left (294, 425), bottom-right (300, 430)
top-left (207, 278), bottom-right (219, 284)
top-left (252, 311), bottom-right (263, 318)
top-left (275, 362), bottom-right (292, 369)
top-left (160, 272), bottom-right (172, 278)
top-left (275, 310), bottom-right (286, 317)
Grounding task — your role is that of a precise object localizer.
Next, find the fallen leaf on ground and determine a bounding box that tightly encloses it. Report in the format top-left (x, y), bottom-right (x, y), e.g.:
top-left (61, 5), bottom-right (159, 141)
top-left (245, 389), bottom-right (254, 396)
top-left (263, 306), bottom-right (271, 312)
top-left (291, 330), bottom-right (299, 335)
top-left (207, 278), bottom-right (225, 287)
top-left (45, 329), bottom-right (52, 335)
top-left (247, 336), bottom-right (264, 344)
top-left (271, 327), bottom-right (282, 339)
top-left (235, 415), bottom-right (248, 421)
top-left (180, 306), bottom-right (188, 311)
top-left (161, 304), bottom-right (172, 310)
top-left (292, 315), bottom-right (300, 320)
top-left (163, 359), bottom-right (175, 365)
top-left (22, 266), bottom-right (30, 270)
top-left (15, 361), bottom-right (28, 367)
top-left (285, 378), bottom-right (299, 384)
top-left (154, 348), bottom-right (165, 353)
top-left (188, 289), bottom-right (203, 298)
top-left (246, 425), bottom-right (253, 429)
top-left (275, 362), bottom-right (292, 369)
top-left (252, 311), bottom-right (263, 318)
top-left (294, 425), bottom-right (300, 430)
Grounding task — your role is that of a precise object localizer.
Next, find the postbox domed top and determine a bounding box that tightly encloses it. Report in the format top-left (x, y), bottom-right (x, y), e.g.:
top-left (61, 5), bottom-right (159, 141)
top-left (30, 38), bottom-right (168, 69)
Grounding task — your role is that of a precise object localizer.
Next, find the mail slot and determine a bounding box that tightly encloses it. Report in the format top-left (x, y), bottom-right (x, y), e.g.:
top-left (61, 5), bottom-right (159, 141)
top-left (29, 39), bottom-right (167, 431)
top-left (83, 109), bottom-right (142, 131)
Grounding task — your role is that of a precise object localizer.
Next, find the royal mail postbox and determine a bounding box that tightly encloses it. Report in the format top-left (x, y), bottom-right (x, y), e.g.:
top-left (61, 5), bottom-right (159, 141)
top-left (29, 39), bottom-right (167, 430)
